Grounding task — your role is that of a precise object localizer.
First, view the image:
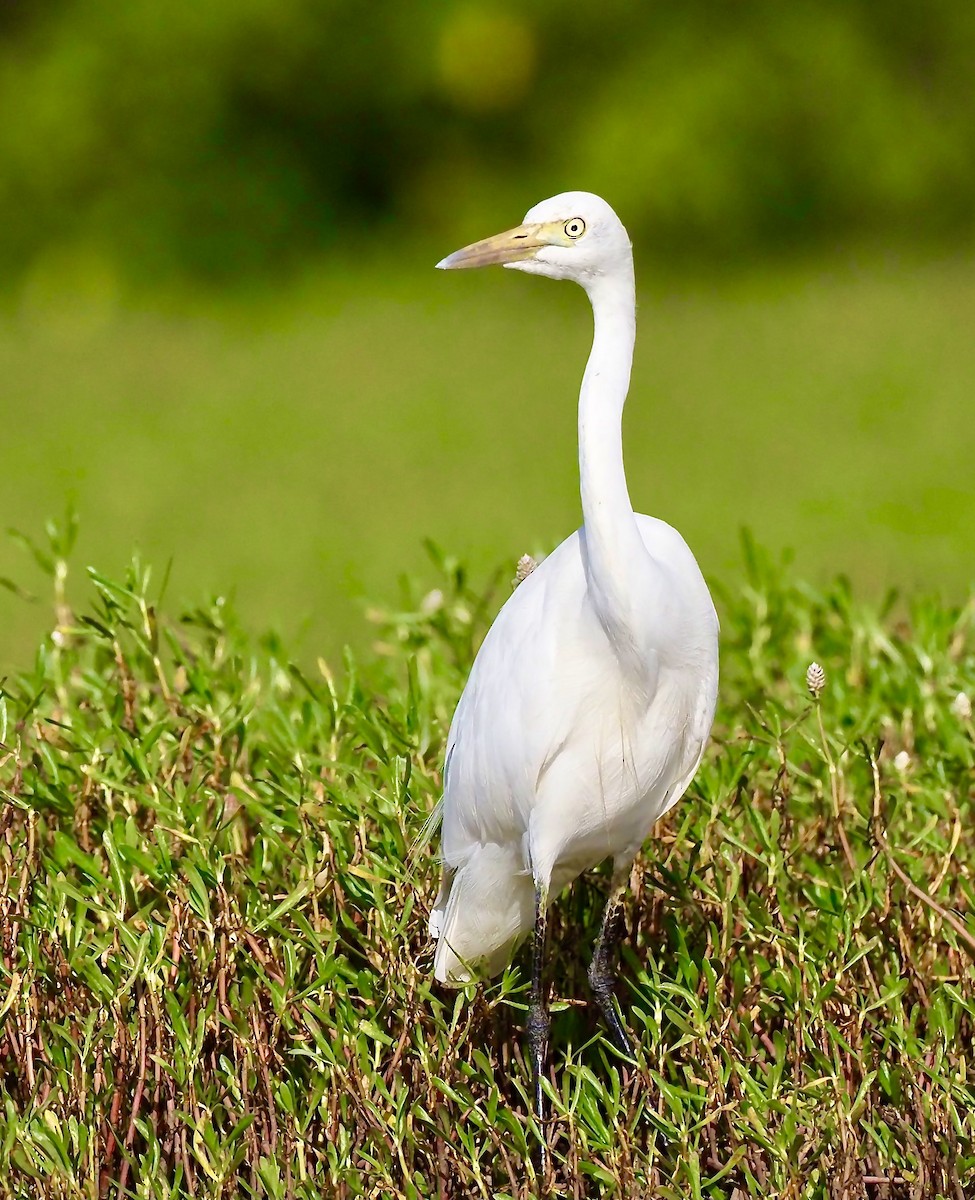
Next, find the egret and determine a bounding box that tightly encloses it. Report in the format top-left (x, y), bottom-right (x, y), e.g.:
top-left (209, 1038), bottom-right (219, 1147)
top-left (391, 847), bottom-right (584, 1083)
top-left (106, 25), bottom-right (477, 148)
top-left (429, 193), bottom-right (719, 1158)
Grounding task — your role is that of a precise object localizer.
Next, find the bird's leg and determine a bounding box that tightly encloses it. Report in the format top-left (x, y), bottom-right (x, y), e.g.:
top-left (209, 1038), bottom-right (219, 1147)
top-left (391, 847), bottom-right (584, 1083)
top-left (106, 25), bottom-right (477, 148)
top-left (588, 880), bottom-right (636, 1059)
top-left (528, 884), bottom-right (550, 1180)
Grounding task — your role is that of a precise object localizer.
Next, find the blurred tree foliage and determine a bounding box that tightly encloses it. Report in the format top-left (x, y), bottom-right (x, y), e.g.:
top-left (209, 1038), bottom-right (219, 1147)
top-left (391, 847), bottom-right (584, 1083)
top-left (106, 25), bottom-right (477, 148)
top-left (1, 0), bottom-right (973, 282)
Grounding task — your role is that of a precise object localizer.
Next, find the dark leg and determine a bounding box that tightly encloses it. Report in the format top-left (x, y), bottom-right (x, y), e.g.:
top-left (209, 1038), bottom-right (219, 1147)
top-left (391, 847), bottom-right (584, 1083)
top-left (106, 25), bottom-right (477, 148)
top-left (527, 884), bottom-right (550, 1180)
top-left (588, 882), bottom-right (636, 1059)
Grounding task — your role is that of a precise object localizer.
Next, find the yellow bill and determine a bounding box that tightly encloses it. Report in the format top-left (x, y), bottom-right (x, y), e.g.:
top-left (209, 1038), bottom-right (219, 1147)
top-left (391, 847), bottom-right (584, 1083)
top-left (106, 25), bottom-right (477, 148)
top-left (437, 222), bottom-right (556, 270)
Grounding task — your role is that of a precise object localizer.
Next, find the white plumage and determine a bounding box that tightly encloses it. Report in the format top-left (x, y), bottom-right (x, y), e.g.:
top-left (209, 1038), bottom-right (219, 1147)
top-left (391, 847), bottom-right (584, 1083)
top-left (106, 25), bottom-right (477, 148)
top-left (432, 515), bottom-right (716, 982)
top-left (430, 193), bottom-right (718, 1016)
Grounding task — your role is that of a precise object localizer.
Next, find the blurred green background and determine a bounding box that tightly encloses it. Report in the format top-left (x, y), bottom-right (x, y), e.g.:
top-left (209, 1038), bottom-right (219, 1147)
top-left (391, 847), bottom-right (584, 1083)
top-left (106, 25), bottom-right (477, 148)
top-left (1, 1), bottom-right (973, 671)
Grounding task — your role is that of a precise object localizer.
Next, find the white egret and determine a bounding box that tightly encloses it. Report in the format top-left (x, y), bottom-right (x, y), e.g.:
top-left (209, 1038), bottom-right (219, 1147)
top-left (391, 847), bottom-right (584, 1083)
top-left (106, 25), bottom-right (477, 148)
top-left (429, 193), bottom-right (719, 1155)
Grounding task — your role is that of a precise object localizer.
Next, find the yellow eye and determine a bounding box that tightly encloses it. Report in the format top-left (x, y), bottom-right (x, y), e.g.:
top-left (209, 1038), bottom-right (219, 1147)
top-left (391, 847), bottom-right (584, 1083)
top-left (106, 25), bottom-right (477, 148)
top-left (564, 218), bottom-right (586, 239)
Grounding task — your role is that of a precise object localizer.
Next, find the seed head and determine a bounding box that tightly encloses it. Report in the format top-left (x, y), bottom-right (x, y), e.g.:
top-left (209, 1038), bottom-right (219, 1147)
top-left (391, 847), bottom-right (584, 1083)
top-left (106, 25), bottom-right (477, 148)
top-left (893, 750), bottom-right (911, 773)
top-left (513, 554), bottom-right (538, 587)
top-left (420, 588), bottom-right (444, 616)
top-left (806, 661), bottom-right (826, 698)
top-left (950, 691), bottom-right (972, 720)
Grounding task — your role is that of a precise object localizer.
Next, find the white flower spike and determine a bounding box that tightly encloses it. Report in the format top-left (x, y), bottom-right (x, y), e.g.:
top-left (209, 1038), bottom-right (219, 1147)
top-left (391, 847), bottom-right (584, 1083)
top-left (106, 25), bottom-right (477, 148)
top-left (513, 553), bottom-right (538, 587)
top-left (806, 661), bottom-right (826, 698)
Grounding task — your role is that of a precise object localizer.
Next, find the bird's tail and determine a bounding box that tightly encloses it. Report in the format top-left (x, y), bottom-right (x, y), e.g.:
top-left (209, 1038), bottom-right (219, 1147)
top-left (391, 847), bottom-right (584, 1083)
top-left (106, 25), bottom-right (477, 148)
top-left (430, 844), bottom-right (535, 985)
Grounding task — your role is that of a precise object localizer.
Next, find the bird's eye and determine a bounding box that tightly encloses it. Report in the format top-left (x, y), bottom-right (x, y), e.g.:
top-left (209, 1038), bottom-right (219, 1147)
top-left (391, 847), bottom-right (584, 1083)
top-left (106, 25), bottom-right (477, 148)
top-left (564, 218), bottom-right (586, 239)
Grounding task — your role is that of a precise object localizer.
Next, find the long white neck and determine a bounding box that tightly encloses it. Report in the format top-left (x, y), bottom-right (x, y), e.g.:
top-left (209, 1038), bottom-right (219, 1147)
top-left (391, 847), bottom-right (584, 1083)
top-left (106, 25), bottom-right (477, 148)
top-left (578, 265), bottom-right (660, 669)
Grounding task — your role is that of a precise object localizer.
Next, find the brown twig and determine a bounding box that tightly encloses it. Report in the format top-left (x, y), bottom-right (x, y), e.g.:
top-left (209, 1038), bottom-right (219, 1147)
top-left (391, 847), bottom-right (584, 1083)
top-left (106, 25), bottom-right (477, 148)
top-left (99, 1058), bottom-right (127, 1199)
top-left (243, 931), bottom-right (287, 985)
top-left (117, 992), bottom-right (149, 1199)
top-left (250, 1006), bottom-right (279, 1155)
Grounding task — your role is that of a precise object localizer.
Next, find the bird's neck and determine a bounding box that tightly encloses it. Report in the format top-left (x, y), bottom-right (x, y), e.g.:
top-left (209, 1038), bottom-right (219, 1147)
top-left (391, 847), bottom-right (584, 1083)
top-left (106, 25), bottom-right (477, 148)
top-left (578, 266), bottom-right (659, 666)
top-left (579, 271), bottom-right (637, 534)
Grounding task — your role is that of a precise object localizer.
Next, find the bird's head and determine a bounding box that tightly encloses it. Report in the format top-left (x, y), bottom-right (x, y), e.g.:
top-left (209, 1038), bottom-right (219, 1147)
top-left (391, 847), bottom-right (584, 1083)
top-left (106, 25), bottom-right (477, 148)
top-left (437, 191), bottom-right (631, 286)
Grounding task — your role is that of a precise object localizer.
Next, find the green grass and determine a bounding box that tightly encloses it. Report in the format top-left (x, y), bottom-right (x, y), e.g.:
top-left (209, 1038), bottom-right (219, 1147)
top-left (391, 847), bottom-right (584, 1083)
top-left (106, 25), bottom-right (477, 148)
top-left (2, 246), bottom-right (974, 675)
top-left (1, 522), bottom-right (974, 1198)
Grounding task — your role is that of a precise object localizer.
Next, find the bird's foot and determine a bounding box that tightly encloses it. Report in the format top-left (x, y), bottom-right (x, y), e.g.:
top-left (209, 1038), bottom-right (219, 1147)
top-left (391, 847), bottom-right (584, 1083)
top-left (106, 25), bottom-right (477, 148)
top-left (588, 965), bottom-right (637, 1061)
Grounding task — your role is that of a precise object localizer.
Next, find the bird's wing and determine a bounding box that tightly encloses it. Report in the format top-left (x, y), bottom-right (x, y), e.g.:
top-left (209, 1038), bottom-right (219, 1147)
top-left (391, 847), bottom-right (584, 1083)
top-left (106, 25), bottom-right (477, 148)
top-left (633, 512), bottom-right (719, 815)
top-left (438, 530), bottom-right (605, 863)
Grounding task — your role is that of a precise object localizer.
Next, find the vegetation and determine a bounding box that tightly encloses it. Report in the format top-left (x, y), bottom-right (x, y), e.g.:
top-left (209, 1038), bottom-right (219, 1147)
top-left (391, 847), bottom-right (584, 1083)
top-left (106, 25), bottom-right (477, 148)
top-left (3, 250), bottom-right (975, 676)
top-left (1, 1), bottom-right (974, 281)
top-left (1, 523), bottom-right (973, 1198)
top-left (4, 5), bottom-right (973, 1195)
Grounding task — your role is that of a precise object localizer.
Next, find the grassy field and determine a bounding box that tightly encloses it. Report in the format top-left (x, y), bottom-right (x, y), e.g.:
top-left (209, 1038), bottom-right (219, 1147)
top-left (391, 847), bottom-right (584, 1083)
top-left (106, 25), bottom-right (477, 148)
top-left (1, 527), bottom-right (973, 1198)
top-left (2, 246), bottom-right (974, 676)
